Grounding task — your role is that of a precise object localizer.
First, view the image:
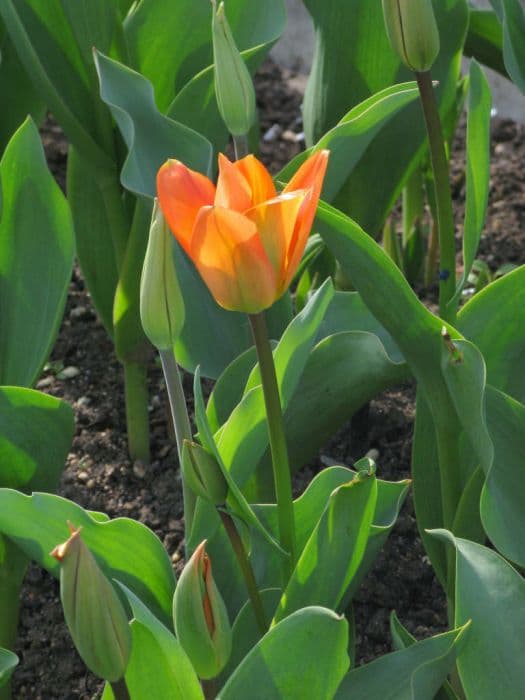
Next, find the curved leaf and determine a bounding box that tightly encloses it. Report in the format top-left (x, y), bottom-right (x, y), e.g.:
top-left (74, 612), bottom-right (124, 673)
top-left (0, 648), bottom-right (18, 689)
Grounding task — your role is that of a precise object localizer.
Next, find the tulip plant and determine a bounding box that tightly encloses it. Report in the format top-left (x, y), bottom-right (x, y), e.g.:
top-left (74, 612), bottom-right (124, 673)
top-left (0, 0), bottom-right (525, 699)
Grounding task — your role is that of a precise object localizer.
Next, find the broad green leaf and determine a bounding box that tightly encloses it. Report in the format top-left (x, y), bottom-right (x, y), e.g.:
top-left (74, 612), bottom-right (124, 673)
top-left (94, 50), bottom-right (213, 198)
top-left (497, 0), bottom-right (525, 93)
top-left (0, 387), bottom-right (74, 492)
top-left (449, 61), bottom-right (491, 310)
top-left (273, 472), bottom-right (377, 623)
top-left (218, 607), bottom-right (349, 700)
top-left (480, 387), bottom-right (525, 566)
top-left (458, 264), bottom-right (525, 403)
top-left (0, 25), bottom-right (45, 151)
top-left (464, 9), bottom-right (507, 77)
top-left (278, 82), bottom-right (420, 204)
top-left (216, 281), bottom-right (334, 486)
top-left (433, 531), bottom-right (525, 699)
top-left (102, 619), bottom-right (204, 700)
top-left (0, 490), bottom-right (175, 625)
top-left (0, 118), bottom-right (74, 387)
top-left (302, 0), bottom-right (469, 234)
top-left (0, 648), bottom-right (17, 689)
top-left (67, 146), bottom-right (119, 335)
top-left (336, 625), bottom-right (470, 699)
top-left (0, 0), bottom-right (113, 172)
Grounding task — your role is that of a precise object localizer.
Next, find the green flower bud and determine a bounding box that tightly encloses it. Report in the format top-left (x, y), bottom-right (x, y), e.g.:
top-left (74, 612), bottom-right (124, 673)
top-left (173, 540), bottom-right (232, 679)
top-left (140, 200), bottom-right (185, 350)
top-left (382, 0), bottom-right (440, 72)
top-left (182, 439), bottom-right (228, 505)
top-left (50, 523), bottom-right (131, 682)
top-left (212, 0), bottom-right (256, 136)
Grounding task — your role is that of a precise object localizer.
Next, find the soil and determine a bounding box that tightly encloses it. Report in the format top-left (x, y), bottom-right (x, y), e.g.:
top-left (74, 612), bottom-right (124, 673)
top-left (11, 60), bottom-right (525, 698)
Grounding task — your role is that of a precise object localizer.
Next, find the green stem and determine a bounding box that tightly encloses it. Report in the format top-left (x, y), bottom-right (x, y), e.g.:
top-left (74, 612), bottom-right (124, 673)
top-left (219, 511), bottom-right (267, 636)
top-left (249, 313), bottom-right (296, 578)
top-left (0, 541), bottom-right (28, 700)
top-left (402, 168), bottom-right (423, 248)
top-left (110, 678), bottom-right (131, 700)
top-left (123, 361), bottom-right (151, 463)
top-left (233, 133), bottom-right (249, 159)
top-left (416, 71), bottom-right (456, 323)
top-left (159, 349), bottom-right (196, 538)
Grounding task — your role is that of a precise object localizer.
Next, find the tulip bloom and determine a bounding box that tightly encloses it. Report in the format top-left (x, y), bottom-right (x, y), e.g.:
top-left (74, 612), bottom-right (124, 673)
top-left (157, 150), bottom-right (329, 313)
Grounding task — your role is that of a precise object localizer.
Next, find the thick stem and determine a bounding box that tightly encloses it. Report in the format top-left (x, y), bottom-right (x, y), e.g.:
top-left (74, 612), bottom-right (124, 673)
top-left (249, 313), bottom-right (296, 578)
top-left (123, 361), bottom-right (151, 464)
top-left (233, 134), bottom-right (249, 159)
top-left (219, 511), bottom-right (267, 636)
top-left (159, 349), bottom-right (196, 538)
top-left (110, 678), bottom-right (131, 700)
top-left (416, 71), bottom-right (456, 323)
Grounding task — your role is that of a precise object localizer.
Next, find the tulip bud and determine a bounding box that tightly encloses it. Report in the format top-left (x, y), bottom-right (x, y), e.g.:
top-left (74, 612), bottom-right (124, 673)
top-left (50, 523), bottom-right (131, 682)
top-left (382, 0), bottom-right (440, 72)
top-left (182, 439), bottom-right (228, 505)
top-left (211, 0), bottom-right (256, 136)
top-left (140, 200), bottom-right (185, 350)
top-left (173, 540), bottom-right (231, 679)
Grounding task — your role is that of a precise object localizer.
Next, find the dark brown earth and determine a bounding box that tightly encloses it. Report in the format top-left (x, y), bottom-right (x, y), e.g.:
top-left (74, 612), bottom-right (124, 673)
top-left (12, 60), bottom-right (525, 698)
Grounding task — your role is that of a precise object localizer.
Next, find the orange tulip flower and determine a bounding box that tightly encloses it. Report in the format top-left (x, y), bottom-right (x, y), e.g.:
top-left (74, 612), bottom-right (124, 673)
top-left (157, 150), bottom-right (329, 314)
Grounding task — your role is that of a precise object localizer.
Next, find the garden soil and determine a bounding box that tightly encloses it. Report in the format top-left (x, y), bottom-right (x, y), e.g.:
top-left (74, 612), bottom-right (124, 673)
top-left (12, 60), bottom-right (525, 699)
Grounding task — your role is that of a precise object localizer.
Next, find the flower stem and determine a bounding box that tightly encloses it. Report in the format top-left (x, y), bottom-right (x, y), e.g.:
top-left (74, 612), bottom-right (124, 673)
top-left (233, 133), bottom-right (249, 159)
top-left (415, 71), bottom-right (456, 324)
top-left (123, 361), bottom-right (151, 463)
top-left (110, 678), bottom-right (131, 700)
top-left (159, 349), bottom-right (196, 538)
top-left (219, 510), bottom-right (267, 636)
top-left (249, 313), bottom-right (296, 579)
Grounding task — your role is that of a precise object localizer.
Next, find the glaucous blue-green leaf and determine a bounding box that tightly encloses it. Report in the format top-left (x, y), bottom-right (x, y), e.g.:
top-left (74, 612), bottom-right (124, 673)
top-left (464, 9), bottom-right (507, 77)
top-left (94, 50), bottom-right (213, 198)
top-left (301, 0), bottom-right (469, 234)
top-left (273, 472), bottom-right (377, 623)
top-left (0, 118), bottom-right (74, 387)
top-left (336, 623), bottom-right (470, 699)
top-left (216, 280), bottom-right (334, 486)
top-left (458, 265), bottom-right (525, 403)
top-left (449, 60), bottom-right (491, 311)
top-left (218, 607), bottom-right (349, 700)
top-left (0, 648), bottom-right (17, 689)
top-left (0, 490), bottom-right (175, 625)
top-left (432, 531), bottom-right (525, 699)
top-left (0, 387), bottom-right (74, 492)
top-left (490, 0), bottom-right (525, 93)
top-left (278, 82), bottom-right (420, 203)
top-left (0, 0), bottom-right (113, 172)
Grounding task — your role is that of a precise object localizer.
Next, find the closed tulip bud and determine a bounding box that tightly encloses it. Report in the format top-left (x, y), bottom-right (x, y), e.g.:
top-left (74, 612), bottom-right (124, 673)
top-left (140, 200), bottom-right (185, 350)
top-left (173, 541), bottom-right (231, 679)
top-left (182, 439), bottom-right (228, 505)
top-left (212, 0), bottom-right (256, 136)
top-left (382, 0), bottom-right (440, 72)
top-left (50, 523), bottom-right (131, 682)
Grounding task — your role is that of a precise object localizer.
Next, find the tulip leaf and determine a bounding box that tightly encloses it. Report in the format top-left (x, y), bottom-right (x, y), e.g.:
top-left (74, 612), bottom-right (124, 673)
top-left (273, 471), bottom-right (377, 623)
top-left (432, 531), bottom-right (525, 699)
top-left (449, 60), bottom-right (491, 310)
top-left (0, 648), bottom-right (18, 689)
top-left (0, 118), bottom-right (75, 387)
top-left (216, 280), bottom-right (334, 487)
top-left (464, 9), bottom-right (507, 77)
top-left (491, 0), bottom-right (525, 93)
top-left (278, 81), bottom-right (420, 204)
top-left (458, 265), bottom-right (525, 403)
top-left (217, 607), bottom-right (349, 700)
top-left (0, 387), bottom-right (74, 492)
top-left (0, 0), bottom-right (114, 172)
top-left (94, 50), bottom-right (213, 199)
top-left (0, 490), bottom-right (175, 626)
top-left (335, 623), bottom-right (470, 699)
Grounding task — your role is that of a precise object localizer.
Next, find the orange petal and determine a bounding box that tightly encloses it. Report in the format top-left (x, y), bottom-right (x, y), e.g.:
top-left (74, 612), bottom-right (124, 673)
top-left (282, 150), bottom-right (329, 288)
top-left (191, 206), bottom-right (278, 313)
top-left (157, 159), bottom-right (215, 254)
top-left (244, 190), bottom-right (307, 281)
top-left (235, 155), bottom-right (277, 207)
top-left (215, 153), bottom-right (253, 212)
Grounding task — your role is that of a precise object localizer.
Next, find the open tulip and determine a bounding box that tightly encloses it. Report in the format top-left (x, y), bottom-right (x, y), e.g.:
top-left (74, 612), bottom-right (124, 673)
top-left (157, 150), bottom-right (329, 313)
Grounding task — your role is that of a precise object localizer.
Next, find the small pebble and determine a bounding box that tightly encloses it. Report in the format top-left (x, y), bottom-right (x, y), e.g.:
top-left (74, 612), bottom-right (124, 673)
top-left (86, 479), bottom-right (96, 489)
top-left (281, 129), bottom-right (297, 142)
top-left (263, 123), bottom-right (282, 142)
top-left (76, 395), bottom-right (91, 407)
top-left (70, 306), bottom-right (87, 319)
top-left (365, 448), bottom-right (380, 461)
top-left (77, 471), bottom-right (89, 482)
top-left (133, 461), bottom-right (146, 479)
top-left (58, 366), bottom-right (80, 379)
top-left (36, 376), bottom-right (54, 389)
